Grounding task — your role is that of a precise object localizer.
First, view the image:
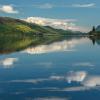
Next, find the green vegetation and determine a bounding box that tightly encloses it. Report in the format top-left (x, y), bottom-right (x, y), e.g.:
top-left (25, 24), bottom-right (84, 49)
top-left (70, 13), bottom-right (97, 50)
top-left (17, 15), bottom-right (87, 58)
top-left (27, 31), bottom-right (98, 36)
top-left (0, 17), bottom-right (84, 36)
top-left (0, 17), bottom-right (64, 35)
top-left (0, 17), bottom-right (83, 54)
top-left (89, 26), bottom-right (100, 36)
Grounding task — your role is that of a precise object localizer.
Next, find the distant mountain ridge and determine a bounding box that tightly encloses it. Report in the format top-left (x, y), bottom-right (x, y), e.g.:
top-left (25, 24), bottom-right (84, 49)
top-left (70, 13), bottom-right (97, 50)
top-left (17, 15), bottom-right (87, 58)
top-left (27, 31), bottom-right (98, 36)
top-left (96, 25), bottom-right (100, 31)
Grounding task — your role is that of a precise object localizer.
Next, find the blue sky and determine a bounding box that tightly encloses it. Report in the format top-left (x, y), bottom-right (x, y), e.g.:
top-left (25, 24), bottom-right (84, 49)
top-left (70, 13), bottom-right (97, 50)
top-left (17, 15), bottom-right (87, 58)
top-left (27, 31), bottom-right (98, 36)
top-left (0, 0), bottom-right (100, 31)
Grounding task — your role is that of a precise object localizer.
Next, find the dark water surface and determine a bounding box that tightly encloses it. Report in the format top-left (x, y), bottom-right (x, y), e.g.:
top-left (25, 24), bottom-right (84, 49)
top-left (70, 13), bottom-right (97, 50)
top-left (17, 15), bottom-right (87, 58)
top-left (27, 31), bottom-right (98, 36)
top-left (0, 37), bottom-right (100, 100)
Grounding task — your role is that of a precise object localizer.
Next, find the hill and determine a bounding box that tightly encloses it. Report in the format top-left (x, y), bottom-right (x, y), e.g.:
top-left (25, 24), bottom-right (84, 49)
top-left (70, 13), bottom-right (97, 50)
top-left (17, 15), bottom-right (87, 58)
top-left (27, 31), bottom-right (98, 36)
top-left (0, 17), bottom-right (75, 36)
top-left (0, 17), bottom-right (85, 36)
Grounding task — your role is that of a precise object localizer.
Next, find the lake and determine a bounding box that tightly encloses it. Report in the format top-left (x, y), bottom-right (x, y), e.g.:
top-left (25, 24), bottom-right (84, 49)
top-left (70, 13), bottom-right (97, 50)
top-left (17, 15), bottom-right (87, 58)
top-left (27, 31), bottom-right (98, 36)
top-left (0, 36), bottom-right (100, 100)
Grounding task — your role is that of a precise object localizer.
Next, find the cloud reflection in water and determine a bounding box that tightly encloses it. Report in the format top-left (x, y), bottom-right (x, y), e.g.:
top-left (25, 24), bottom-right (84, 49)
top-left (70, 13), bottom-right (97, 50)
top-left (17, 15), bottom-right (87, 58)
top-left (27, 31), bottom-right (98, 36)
top-left (22, 38), bottom-right (88, 54)
top-left (0, 58), bottom-right (18, 68)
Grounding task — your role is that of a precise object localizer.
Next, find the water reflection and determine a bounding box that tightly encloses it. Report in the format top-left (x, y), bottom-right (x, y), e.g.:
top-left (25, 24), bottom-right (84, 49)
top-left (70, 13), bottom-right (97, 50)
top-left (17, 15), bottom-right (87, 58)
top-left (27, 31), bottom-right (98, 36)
top-left (4, 70), bottom-right (100, 91)
top-left (66, 71), bottom-right (87, 83)
top-left (72, 62), bottom-right (94, 67)
top-left (34, 97), bottom-right (67, 100)
top-left (89, 36), bottom-right (100, 45)
top-left (23, 37), bottom-right (88, 54)
top-left (66, 71), bottom-right (100, 90)
top-left (0, 36), bottom-right (100, 54)
top-left (0, 58), bottom-right (18, 68)
top-left (0, 36), bottom-right (100, 100)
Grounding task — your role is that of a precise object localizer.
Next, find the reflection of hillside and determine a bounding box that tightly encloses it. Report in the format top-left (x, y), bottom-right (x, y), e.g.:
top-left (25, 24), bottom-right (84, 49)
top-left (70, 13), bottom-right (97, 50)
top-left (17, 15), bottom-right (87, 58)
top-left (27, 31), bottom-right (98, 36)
top-left (23, 38), bottom-right (87, 54)
top-left (0, 36), bottom-right (35, 54)
top-left (0, 36), bottom-right (88, 54)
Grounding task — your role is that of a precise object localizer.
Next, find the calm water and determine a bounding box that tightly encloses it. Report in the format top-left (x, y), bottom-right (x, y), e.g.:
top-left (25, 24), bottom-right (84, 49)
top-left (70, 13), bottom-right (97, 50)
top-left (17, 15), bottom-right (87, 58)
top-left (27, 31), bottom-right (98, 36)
top-left (0, 37), bottom-right (100, 100)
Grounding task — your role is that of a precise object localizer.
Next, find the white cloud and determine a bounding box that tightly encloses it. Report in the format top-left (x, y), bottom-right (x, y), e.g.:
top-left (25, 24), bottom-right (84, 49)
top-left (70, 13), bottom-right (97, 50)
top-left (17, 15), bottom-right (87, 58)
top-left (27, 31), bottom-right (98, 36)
top-left (0, 58), bottom-right (18, 68)
top-left (24, 17), bottom-right (76, 29)
top-left (72, 3), bottom-right (95, 8)
top-left (32, 3), bottom-right (96, 9)
top-left (24, 17), bottom-right (90, 32)
top-left (0, 5), bottom-right (18, 14)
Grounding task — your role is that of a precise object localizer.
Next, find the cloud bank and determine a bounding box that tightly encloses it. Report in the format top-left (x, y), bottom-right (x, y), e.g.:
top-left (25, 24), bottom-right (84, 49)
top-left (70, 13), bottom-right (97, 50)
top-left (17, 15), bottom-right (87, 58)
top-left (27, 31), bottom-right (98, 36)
top-left (32, 3), bottom-right (96, 9)
top-left (24, 17), bottom-right (90, 32)
top-left (72, 3), bottom-right (95, 8)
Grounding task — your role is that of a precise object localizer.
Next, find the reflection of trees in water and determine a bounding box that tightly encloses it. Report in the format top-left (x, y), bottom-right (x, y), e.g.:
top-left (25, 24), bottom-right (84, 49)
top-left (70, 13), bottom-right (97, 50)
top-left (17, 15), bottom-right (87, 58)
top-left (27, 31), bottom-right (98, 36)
top-left (0, 36), bottom-right (84, 54)
top-left (0, 36), bottom-right (34, 54)
top-left (89, 36), bottom-right (96, 45)
top-left (89, 36), bottom-right (100, 45)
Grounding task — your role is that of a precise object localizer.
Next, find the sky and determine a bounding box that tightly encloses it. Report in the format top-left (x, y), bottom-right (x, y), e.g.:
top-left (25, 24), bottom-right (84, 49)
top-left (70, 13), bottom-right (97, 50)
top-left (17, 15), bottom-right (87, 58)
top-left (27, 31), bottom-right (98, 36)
top-left (0, 0), bottom-right (100, 32)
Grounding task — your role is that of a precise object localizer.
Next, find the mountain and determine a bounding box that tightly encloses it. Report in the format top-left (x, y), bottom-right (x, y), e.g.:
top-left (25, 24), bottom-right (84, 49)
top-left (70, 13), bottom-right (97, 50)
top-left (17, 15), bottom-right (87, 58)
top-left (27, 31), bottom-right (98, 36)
top-left (96, 25), bottom-right (100, 32)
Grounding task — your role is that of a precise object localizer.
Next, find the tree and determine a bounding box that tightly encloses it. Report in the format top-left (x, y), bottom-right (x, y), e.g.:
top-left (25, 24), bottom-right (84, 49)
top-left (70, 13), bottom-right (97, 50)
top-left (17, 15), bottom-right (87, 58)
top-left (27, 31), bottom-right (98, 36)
top-left (92, 26), bottom-right (96, 32)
